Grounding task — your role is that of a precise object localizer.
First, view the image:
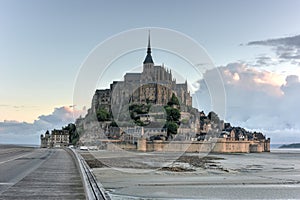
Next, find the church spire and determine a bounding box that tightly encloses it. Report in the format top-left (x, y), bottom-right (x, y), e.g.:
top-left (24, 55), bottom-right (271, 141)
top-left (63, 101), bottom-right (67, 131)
top-left (143, 30), bottom-right (154, 64)
top-left (147, 30), bottom-right (151, 54)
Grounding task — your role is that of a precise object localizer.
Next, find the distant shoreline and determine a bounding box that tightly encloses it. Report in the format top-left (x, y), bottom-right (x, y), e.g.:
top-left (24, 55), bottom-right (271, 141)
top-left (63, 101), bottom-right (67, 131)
top-left (279, 143), bottom-right (300, 149)
top-left (0, 143), bottom-right (39, 148)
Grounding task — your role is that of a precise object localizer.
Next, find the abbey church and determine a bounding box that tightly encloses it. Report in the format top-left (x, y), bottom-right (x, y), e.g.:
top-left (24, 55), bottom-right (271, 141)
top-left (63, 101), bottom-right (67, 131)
top-left (91, 34), bottom-right (192, 115)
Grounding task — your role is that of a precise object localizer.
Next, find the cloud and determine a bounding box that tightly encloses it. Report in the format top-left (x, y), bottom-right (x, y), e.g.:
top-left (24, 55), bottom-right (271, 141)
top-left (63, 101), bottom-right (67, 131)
top-left (247, 35), bottom-right (300, 65)
top-left (0, 106), bottom-right (85, 145)
top-left (247, 35), bottom-right (300, 47)
top-left (283, 75), bottom-right (300, 86)
top-left (194, 63), bottom-right (300, 143)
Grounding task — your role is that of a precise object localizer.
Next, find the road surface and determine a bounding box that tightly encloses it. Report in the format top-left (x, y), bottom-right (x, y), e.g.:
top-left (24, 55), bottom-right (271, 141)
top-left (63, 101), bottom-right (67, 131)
top-left (0, 145), bottom-right (85, 199)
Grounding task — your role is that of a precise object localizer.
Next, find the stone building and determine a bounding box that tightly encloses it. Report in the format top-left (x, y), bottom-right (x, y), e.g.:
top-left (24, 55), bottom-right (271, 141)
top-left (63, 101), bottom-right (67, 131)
top-left (89, 33), bottom-right (192, 117)
top-left (40, 130), bottom-right (50, 148)
top-left (40, 129), bottom-right (69, 148)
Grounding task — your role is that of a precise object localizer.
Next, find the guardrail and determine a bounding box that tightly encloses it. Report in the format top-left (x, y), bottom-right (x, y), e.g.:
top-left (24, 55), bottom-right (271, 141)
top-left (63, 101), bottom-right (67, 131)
top-left (67, 148), bottom-right (111, 200)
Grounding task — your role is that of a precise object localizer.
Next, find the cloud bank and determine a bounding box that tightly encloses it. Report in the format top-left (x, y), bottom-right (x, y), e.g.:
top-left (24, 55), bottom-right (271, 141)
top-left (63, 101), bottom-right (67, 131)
top-left (194, 63), bottom-right (300, 143)
top-left (0, 106), bottom-right (85, 145)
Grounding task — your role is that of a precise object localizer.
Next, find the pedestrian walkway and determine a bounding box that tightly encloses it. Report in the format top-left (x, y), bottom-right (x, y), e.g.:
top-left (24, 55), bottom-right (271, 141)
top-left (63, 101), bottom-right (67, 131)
top-left (0, 149), bottom-right (85, 200)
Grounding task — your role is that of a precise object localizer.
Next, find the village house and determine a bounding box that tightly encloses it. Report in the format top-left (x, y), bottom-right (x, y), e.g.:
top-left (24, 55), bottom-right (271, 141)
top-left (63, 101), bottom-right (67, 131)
top-left (40, 129), bottom-right (69, 148)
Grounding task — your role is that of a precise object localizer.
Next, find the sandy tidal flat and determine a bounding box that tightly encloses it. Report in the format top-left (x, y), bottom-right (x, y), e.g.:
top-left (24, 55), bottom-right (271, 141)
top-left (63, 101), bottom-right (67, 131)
top-left (82, 149), bottom-right (300, 199)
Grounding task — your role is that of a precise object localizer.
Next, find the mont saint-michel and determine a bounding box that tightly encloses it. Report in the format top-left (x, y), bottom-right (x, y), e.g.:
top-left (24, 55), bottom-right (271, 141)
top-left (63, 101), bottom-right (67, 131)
top-left (42, 34), bottom-right (270, 153)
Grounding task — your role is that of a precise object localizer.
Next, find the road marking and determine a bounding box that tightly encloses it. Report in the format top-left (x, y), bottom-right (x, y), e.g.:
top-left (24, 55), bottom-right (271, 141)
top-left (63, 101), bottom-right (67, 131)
top-left (0, 183), bottom-right (14, 185)
top-left (0, 151), bottom-right (36, 166)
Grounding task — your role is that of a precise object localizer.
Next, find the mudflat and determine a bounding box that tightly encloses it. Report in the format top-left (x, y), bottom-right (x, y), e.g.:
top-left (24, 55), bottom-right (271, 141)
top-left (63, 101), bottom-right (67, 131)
top-left (81, 149), bottom-right (300, 199)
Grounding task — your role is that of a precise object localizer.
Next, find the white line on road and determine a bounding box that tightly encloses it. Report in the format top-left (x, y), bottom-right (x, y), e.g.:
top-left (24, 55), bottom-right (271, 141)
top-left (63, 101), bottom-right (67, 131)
top-left (0, 183), bottom-right (14, 185)
top-left (0, 151), bottom-right (35, 166)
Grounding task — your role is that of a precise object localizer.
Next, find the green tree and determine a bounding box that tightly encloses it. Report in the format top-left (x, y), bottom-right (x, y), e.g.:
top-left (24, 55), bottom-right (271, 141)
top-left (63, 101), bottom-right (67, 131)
top-left (110, 121), bottom-right (118, 127)
top-left (96, 107), bottom-right (110, 121)
top-left (62, 123), bottom-right (79, 145)
top-left (165, 121), bottom-right (178, 138)
top-left (129, 104), bottom-right (150, 114)
top-left (165, 106), bottom-right (180, 122)
top-left (128, 103), bottom-right (151, 126)
top-left (168, 93), bottom-right (180, 107)
top-left (164, 95), bottom-right (181, 140)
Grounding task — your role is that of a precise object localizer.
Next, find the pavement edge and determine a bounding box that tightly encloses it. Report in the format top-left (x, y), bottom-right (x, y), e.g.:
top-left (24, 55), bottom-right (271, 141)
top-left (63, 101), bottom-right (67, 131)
top-left (66, 148), bottom-right (111, 200)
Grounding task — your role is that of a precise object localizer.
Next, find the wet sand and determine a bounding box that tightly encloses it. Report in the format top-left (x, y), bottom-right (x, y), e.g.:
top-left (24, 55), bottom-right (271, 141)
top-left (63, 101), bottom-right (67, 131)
top-left (82, 149), bottom-right (300, 199)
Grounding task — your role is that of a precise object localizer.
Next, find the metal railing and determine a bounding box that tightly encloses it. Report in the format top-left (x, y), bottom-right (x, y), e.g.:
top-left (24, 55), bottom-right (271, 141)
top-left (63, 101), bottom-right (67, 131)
top-left (67, 148), bottom-right (111, 200)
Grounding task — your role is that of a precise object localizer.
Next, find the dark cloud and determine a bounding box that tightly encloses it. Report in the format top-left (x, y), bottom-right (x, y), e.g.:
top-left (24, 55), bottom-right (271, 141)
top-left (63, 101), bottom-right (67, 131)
top-left (247, 35), bottom-right (300, 47)
top-left (194, 63), bottom-right (300, 143)
top-left (284, 75), bottom-right (299, 86)
top-left (247, 35), bottom-right (300, 65)
top-left (0, 106), bottom-right (85, 144)
top-left (254, 56), bottom-right (273, 66)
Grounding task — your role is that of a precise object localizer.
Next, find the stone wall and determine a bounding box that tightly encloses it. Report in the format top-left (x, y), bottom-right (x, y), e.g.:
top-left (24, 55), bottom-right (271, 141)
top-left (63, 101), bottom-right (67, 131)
top-left (135, 138), bottom-right (270, 153)
top-left (107, 142), bottom-right (137, 151)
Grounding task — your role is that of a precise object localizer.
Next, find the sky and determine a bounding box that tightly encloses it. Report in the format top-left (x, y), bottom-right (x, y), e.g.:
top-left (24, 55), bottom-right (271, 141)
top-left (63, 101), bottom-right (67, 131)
top-left (1, 0), bottom-right (300, 144)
